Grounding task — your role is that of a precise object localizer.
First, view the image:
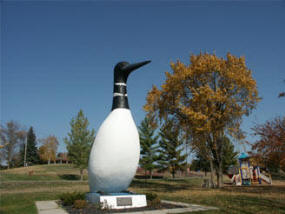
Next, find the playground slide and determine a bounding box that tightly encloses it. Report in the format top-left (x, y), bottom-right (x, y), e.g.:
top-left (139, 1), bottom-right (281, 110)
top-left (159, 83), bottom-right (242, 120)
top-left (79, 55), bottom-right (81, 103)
top-left (230, 175), bottom-right (235, 183)
top-left (259, 173), bottom-right (272, 184)
top-left (231, 174), bottom-right (242, 186)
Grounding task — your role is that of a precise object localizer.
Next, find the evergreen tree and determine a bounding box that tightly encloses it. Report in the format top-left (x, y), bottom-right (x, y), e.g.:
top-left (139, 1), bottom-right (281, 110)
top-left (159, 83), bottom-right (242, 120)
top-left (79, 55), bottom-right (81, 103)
top-left (19, 143), bottom-right (25, 166)
top-left (64, 110), bottom-right (95, 180)
top-left (158, 120), bottom-right (187, 178)
top-left (219, 136), bottom-right (238, 173)
top-left (192, 136), bottom-right (238, 176)
top-left (24, 127), bottom-right (40, 165)
top-left (191, 153), bottom-right (210, 176)
top-left (138, 117), bottom-right (159, 179)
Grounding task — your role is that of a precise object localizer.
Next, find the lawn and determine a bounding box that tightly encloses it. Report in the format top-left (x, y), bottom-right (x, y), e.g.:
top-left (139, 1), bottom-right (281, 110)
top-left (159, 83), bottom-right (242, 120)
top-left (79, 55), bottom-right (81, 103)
top-left (0, 164), bottom-right (88, 181)
top-left (1, 164), bottom-right (285, 214)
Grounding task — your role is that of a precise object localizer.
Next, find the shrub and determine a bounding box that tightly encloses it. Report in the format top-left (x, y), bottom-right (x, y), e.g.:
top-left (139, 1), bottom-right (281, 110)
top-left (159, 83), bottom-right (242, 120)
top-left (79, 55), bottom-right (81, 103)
top-left (59, 192), bottom-right (85, 206)
top-left (145, 192), bottom-right (161, 208)
top-left (73, 200), bottom-right (87, 209)
top-left (145, 192), bottom-right (158, 201)
top-left (148, 197), bottom-right (161, 208)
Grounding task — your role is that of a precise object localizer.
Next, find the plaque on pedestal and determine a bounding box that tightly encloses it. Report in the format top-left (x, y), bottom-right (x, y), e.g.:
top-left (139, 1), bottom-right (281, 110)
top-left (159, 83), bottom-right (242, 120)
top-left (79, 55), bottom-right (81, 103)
top-left (86, 192), bottom-right (147, 209)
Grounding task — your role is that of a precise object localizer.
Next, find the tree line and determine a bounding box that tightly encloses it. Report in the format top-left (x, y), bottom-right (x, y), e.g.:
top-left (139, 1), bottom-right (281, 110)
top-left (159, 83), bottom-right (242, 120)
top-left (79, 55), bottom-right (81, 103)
top-left (1, 52), bottom-right (284, 187)
top-left (138, 117), bottom-right (187, 179)
top-left (0, 110), bottom-right (95, 181)
top-left (138, 116), bottom-right (239, 180)
top-left (0, 122), bottom-right (68, 168)
top-left (143, 52), bottom-right (284, 187)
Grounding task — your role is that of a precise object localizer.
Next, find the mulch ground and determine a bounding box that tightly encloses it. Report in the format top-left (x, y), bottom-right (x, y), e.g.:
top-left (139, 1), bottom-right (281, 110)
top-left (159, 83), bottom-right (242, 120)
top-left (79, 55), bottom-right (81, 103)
top-left (62, 202), bottom-right (184, 214)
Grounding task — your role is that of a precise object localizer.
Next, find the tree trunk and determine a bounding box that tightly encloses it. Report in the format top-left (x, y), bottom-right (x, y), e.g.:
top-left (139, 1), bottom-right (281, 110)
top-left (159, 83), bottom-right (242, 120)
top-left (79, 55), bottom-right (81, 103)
top-left (80, 169), bottom-right (84, 181)
top-left (150, 170), bottom-right (153, 179)
top-left (209, 158), bottom-right (215, 188)
top-left (204, 170), bottom-right (207, 177)
top-left (218, 160), bottom-right (223, 187)
top-left (216, 135), bottom-right (224, 188)
top-left (48, 159), bottom-right (50, 165)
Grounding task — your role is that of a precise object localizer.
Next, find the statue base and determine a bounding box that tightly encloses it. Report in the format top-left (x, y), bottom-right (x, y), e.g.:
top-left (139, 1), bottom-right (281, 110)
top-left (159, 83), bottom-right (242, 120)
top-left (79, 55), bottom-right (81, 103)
top-left (86, 192), bottom-right (147, 209)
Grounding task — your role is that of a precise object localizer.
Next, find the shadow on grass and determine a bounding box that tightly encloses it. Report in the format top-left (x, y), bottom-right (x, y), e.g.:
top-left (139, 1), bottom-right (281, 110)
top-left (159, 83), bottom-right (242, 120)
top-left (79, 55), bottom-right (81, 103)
top-left (58, 174), bottom-right (81, 180)
top-left (58, 174), bottom-right (88, 181)
top-left (222, 185), bottom-right (285, 194)
top-left (135, 175), bottom-right (163, 179)
top-left (225, 195), bottom-right (285, 213)
top-left (130, 179), bottom-right (202, 193)
top-left (271, 172), bottom-right (285, 180)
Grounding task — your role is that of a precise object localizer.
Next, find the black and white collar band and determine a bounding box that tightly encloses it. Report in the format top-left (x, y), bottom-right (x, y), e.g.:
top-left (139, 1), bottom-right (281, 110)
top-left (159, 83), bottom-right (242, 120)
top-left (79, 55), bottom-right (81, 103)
top-left (115, 82), bottom-right (127, 86)
top-left (111, 82), bottom-right (129, 110)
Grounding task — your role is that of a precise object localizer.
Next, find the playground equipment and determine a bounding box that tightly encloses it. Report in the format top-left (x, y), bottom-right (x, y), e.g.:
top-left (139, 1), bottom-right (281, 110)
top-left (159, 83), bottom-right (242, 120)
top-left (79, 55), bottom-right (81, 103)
top-left (228, 153), bottom-right (272, 186)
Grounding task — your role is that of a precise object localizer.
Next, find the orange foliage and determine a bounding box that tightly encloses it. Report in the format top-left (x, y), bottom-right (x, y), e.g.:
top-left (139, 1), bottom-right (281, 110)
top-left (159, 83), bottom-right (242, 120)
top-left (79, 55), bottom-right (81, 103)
top-left (39, 135), bottom-right (59, 163)
top-left (144, 53), bottom-right (260, 187)
top-left (144, 53), bottom-right (260, 139)
top-left (251, 116), bottom-right (285, 171)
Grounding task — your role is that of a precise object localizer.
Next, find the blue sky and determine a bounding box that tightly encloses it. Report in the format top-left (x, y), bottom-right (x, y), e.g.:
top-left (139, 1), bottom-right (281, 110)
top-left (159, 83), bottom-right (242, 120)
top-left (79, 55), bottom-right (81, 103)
top-left (1, 0), bottom-right (284, 154)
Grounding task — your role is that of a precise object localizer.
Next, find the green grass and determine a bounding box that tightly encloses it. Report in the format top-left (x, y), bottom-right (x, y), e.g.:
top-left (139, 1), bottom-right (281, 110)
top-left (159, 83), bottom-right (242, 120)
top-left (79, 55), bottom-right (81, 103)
top-left (0, 173), bottom-right (60, 181)
top-left (130, 179), bottom-right (285, 214)
top-left (1, 164), bottom-right (285, 214)
top-left (0, 164), bottom-right (88, 181)
top-left (0, 192), bottom-right (59, 214)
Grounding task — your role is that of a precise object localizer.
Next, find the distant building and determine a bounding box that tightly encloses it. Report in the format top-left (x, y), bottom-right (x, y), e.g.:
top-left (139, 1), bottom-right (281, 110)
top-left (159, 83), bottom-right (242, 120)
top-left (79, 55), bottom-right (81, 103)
top-left (56, 153), bottom-right (70, 164)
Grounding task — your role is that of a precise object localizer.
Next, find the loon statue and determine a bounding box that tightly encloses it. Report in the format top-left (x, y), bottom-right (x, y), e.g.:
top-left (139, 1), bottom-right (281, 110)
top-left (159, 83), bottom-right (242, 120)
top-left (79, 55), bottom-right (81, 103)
top-left (88, 60), bottom-right (151, 193)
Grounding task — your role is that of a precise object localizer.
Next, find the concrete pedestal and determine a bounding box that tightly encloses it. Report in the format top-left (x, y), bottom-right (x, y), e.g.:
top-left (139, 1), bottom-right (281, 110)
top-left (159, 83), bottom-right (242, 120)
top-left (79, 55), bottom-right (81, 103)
top-left (86, 192), bottom-right (147, 209)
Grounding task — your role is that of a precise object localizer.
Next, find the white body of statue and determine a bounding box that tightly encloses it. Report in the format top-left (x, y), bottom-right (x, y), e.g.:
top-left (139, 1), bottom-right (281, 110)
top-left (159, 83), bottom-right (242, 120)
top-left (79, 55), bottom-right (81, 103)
top-left (88, 108), bottom-right (140, 193)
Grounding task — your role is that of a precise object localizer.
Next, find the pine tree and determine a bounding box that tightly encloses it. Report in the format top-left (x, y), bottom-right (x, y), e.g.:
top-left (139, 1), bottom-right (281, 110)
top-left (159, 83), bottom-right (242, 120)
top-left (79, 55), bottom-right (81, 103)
top-left (19, 142), bottom-right (25, 166)
top-left (191, 153), bottom-right (210, 176)
top-left (138, 117), bottom-right (159, 179)
top-left (220, 136), bottom-right (238, 173)
top-left (192, 135), bottom-right (238, 177)
top-left (64, 110), bottom-right (95, 180)
top-left (24, 127), bottom-right (40, 165)
top-left (158, 120), bottom-right (187, 178)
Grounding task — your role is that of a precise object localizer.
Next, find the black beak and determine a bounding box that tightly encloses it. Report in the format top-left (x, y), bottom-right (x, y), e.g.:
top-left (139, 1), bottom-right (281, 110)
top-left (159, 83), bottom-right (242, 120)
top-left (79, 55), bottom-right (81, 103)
top-left (122, 60), bottom-right (151, 73)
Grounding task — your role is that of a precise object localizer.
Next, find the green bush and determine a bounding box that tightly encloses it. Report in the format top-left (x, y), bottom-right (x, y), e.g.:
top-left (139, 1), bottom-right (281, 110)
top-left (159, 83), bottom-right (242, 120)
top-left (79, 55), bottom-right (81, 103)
top-left (148, 197), bottom-right (161, 208)
top-left (145, 192), bottom-right (158, 201)
top-left (145, 192), bottom-right (161, 208)
top-left (59, 192), bottom-right (85, 206)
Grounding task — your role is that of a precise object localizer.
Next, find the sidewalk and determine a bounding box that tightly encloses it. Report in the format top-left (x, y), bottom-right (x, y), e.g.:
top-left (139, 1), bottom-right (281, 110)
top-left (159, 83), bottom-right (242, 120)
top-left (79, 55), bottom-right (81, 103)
top-left (35, 200), bottom-right (218, 214)
top-left (35, 201), bottom-right (67, 214)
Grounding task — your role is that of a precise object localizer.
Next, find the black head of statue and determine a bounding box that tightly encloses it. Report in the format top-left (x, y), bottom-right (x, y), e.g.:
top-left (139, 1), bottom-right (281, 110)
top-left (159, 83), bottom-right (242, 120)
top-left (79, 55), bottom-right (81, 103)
top-left (114, 60), bottom-right (151, 83)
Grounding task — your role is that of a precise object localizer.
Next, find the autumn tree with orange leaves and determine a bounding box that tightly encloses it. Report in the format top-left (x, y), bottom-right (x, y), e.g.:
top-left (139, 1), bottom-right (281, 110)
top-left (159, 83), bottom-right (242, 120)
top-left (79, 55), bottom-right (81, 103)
top-left (144, 53), bottom-right (260, 187)
top-left (251, 116), bottom-right (285, 172)
top-left (39, 135), bottom-right (59, 164)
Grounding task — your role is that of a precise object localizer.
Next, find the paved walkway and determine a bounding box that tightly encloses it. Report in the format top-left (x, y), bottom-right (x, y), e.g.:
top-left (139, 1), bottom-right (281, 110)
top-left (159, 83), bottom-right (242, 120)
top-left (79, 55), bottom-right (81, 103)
top-left (35, 200), bottom-right (218, 214)
top-left (35, 201), bottom-right (67, 214)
